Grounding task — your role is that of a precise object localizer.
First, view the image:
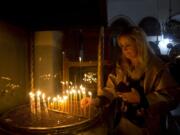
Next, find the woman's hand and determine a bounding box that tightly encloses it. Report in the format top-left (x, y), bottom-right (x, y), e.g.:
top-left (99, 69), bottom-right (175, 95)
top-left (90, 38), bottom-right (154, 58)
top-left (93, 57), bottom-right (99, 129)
top-left (117, 89), bottom-right (140, 104)
top-left (80, 97), bottom-right (93, 108)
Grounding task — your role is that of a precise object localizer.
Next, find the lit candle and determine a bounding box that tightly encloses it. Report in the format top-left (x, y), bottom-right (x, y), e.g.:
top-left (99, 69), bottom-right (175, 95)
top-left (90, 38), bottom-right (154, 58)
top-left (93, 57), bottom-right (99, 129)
top-left (81, 88), bottom-right (86, 98)
top-left (65, 81), bottom-right (69, 90)
top-left (60, 98), bottom-right (64, 112)
top-left (69, 90), bottom-right (73, 114)
top-left (78, 90), bottom-right (81, 115)
top-left (81, 88), bottom-right (86, 117)
top-left (63, 95), bottom-right (68, 112)
top-left (42, 93), bottom-right (48, 115)
top-left (57, 95), bottom-right (60, 109)
top-left (29, 92), bottom-right (36, 115)
top-left (72, 89), bottom-right (76, 115)
top-left (66, 90), bottom-right (69, 113)
top-left (53, 97), bottom-right (57, 110)
top-left (58, 97), bottom-right (62, 111)
top-left (61, 81), bottom-right (65, 91)
top-left (88, 91), bottom-right (92, 119)
top-left (74, 90), bottom-right (78, 115)
top-left (47, 97), bottom-right (51, 109)
top-left (36, 90), bottom-right (42, 119)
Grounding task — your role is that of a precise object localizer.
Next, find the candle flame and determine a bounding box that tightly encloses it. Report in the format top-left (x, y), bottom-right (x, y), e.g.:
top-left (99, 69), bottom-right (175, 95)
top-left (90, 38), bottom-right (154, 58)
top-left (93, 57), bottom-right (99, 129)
top-left (36, 90), bottom-right (41, 96)
top-left (88, 91), bottom-right (92, 96)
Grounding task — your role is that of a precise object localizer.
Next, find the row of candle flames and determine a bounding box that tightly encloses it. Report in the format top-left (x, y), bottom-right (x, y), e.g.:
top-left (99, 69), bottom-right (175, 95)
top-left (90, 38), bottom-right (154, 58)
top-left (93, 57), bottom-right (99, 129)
top-left (29, 85), bottom-right (93, 120)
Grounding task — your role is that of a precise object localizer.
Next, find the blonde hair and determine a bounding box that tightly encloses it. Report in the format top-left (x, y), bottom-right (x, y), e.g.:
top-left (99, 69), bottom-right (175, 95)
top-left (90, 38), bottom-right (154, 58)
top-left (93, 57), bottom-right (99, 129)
top-left (117, 26), bottom-right (154, 79)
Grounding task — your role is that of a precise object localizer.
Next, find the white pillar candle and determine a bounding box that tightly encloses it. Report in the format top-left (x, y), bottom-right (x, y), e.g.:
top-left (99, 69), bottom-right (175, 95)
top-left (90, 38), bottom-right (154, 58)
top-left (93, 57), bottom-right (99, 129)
top-left (74, 90), bottom-right (78, 115)
top-left (78, 90), bottom-right (81, 115)
top-left (29, 92), bottom-right (36, 115)
top-left (61, 81), bottom-right (65, 92)
top-left (63, 95), bottom-right (68, 113)
top-left (69, 90), bottom-right (73, 114)
top-left (72, 89), bottom-right (76, 115)
top-left (81, 88), bottom-right (86, 117)
top-left (65, 81), bottom-right (69, 90)
top-left (42, 93), bottom-right (48, 115)
top-left (47, 97), bottom-right (51, 109)
top-left (53, 97), bottom-right (57, 110)
top-left (88, 91), bottom-right (92, 119)
top-left (36, 90), bottom-right (42, 119)
top-left (56, 95), bottom-right (60, 110)
top-left (66, 90), bottom-right (69, 113)
top-left (58, 97), bottom-right (61, 111)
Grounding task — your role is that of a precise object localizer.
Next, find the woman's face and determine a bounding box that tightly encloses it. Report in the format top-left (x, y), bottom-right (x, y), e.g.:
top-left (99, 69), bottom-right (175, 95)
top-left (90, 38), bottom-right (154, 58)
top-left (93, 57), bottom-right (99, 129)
top-left (118, 36), bottom-right (138, 60)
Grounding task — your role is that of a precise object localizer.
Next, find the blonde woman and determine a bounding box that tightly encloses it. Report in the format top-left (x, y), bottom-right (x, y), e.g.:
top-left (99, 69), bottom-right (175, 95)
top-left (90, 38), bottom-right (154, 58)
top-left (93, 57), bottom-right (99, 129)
top-left (81, 26), bottom-right (179, 135)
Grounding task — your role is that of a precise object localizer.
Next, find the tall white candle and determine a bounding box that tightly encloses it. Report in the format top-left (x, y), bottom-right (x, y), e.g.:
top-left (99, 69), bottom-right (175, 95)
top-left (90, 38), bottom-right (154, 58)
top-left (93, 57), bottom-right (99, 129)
top-left (47, 97), bottom-right (51, 109)
top-left (72, 89), bottom-right (76, 115)
top-left (69, 91), bottom-right (73, 114)
top-left (63, 95), bottom-right (68, 113)
top-left (66, 90), bottom-right (69, 113)
top-left (57, 95), bottom-right (60, 110)
top-left (65, 81), bottom-right (69, 90)
top-left (29, 92), bottom-right (36, 115)
top-left (60, 94), bottom-right (63, 112)
top-left (61, 81), bottom-right (65, 92)
top-left (78, 90), bottom-right (81, 115)
top-left (61, 98), bottom-right (64, 112)
top-left (74, 90), bottom-right (78, 115)
top-left (81, 88), bottom-right (86, 117)
top-left (36, 90), bottom-right (42, 119)
top-left (88, 91), bottom-right (92, 119)
top-left (53, 97), bottom-right (57, 110)
top-left (42, 93), bottom-right (48, 115)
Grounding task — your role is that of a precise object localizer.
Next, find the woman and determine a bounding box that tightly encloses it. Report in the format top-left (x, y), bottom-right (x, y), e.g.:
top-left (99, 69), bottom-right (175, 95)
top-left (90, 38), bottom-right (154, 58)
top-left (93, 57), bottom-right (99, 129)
top-left (81, 26), bottom-right (179, 135)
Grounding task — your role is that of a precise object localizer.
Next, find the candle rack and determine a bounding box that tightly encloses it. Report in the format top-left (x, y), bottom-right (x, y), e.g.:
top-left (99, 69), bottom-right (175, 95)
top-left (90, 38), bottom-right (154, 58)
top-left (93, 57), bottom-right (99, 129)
top-left (0, 103), bottom-right (101, 135)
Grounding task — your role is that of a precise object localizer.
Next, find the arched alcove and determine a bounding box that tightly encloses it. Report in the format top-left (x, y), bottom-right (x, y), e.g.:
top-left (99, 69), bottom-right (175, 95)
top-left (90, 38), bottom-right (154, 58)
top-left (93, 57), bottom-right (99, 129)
top-left (109, 15), bottom-right (135, 30)
top-left (108, 15), bottom-right (135, 39)
top-left (165, 13), bottom-right (180, 39)
top-left (139, 16), bottom-right (161, 36)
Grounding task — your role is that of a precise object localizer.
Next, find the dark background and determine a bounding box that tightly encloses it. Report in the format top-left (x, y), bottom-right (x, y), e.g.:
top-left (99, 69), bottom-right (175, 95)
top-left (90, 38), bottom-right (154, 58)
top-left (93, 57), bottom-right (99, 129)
top-left (0, 0), bottom-right (107, 30)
